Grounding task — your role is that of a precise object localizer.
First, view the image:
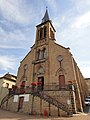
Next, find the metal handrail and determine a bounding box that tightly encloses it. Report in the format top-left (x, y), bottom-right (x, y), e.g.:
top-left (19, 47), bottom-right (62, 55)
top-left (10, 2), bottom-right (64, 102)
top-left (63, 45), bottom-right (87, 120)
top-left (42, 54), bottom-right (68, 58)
top-left (0, 93), bottom-right (14, 107)
top-left (35, 91), bottom-right (72, 115)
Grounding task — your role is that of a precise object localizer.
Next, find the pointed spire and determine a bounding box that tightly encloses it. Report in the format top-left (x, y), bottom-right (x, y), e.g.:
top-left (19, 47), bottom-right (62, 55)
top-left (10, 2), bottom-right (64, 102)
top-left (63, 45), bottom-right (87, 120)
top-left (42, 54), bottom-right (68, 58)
top-left (42, 8), bottom-right (50, 23)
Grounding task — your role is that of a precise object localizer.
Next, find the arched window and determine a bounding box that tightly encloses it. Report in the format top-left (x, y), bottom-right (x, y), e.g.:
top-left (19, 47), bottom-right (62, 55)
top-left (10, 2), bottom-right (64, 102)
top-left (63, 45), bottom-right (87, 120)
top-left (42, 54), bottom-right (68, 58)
top-left (38, 49), bottom-right (42, 60)
top-left (23, 64), bottom-right (28, 76)
top-left (40, 28), bottom-right (43, 39)
top-left (50, 28), bottom-right (54, 39)
top-left (44, 26), bottom-right (47, 38)
top-left (38, 30), bottom-right (40, 40)
top-left (43, 48), bottom-right (46, 58)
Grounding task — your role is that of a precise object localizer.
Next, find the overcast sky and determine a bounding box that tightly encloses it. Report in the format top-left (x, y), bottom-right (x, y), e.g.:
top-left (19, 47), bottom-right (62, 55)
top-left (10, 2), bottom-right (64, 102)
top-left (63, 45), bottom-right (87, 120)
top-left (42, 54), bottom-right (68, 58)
top-left (0, 0), bottom-right (90, 78)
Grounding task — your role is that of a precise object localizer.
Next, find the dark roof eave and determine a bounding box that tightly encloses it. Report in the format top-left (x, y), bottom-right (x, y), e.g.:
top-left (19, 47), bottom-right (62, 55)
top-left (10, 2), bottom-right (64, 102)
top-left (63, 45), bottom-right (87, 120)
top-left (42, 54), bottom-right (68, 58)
top-left (0, 77), bottom-right (16, 82)
top-left (85, 78), bottom-right (90, 80)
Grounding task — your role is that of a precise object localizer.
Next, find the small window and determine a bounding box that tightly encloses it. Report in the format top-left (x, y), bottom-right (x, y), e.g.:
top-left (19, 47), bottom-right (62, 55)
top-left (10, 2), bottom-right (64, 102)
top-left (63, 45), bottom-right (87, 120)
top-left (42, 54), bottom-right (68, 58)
top-left (38, 30), bottom-right (40, 39)
top-left (43, 48), bottom-right (46, 58)
top-left (50, 28), bottom-right (54, 39)
top-left (44, 26), bottom-right (47, 38)
top-left (40, 28), bottom-right (43, 39)
top-left (38, 49), bottom-right (42, 60)
top-left (6, 83), bottom-right (9, 88)
top-left (23, 64), bottom-right (28, 76)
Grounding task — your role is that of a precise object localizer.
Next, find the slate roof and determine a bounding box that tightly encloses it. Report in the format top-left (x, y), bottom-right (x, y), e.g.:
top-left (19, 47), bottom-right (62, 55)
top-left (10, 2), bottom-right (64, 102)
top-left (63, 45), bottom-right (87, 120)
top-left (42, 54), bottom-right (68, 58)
top-left (42, 9), bottom-right (50, 23)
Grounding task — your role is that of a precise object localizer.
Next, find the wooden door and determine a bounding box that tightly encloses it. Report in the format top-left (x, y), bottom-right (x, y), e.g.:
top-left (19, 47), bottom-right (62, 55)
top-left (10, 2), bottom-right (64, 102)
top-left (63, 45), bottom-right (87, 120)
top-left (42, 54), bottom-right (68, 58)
top-left (18, 97), bottom-right (24, 111)
top-left (59, 75), bottom-right (65, 89)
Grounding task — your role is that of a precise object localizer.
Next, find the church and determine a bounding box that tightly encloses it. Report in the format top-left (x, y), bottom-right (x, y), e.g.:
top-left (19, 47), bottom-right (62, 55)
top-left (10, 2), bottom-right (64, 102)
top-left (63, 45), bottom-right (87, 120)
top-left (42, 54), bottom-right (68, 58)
top-left (1, 10), bottom-right (88, 116)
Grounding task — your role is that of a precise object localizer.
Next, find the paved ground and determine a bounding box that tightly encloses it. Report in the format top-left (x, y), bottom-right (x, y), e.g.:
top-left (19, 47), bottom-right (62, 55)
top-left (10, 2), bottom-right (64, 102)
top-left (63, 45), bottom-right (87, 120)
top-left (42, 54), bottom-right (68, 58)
top-left (0, 108), bottom-right (90, 120)
top-left (84, 105), bottom-right (90, 113)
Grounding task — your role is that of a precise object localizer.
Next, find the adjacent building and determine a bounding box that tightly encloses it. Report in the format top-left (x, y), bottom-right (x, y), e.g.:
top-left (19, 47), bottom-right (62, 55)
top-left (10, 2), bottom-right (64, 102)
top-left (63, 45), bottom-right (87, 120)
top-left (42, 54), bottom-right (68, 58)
top-left (0, 73), bottom-right (16, 104)
top-left (0, 10), bottom-right (88, 116)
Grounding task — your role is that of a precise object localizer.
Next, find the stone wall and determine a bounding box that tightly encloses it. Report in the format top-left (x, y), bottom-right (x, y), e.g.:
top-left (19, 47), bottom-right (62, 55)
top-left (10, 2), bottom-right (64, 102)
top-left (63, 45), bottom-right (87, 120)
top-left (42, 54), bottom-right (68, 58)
top-left (2, 90), bottom-right (73, 116)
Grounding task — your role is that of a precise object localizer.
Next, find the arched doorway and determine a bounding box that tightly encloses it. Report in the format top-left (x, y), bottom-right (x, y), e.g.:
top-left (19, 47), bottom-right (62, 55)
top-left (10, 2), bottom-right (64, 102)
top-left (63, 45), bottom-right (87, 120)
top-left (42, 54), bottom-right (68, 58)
top-left (38, 77), bottom-right (44, 91)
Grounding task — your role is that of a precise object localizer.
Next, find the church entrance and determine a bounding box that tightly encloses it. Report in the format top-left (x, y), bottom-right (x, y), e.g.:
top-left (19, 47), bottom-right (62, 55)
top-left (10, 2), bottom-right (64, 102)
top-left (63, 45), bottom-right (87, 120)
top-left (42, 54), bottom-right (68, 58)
top-left (38, 77), bottom-right (44, 91)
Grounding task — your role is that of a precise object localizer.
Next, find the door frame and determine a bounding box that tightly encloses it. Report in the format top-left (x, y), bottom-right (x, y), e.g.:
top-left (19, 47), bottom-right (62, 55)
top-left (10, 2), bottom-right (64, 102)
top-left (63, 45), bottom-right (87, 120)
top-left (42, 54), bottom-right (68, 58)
top-left (38, 76), bottom-right (44, 91)
top-left (18, 97), bottom-right (24, 112)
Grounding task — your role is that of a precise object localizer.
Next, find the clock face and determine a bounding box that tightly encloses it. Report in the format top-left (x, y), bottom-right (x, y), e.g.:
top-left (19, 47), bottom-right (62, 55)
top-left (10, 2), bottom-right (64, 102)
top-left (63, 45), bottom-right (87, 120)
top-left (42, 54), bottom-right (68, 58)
top-left (57, 55), bottom-right (63, 62)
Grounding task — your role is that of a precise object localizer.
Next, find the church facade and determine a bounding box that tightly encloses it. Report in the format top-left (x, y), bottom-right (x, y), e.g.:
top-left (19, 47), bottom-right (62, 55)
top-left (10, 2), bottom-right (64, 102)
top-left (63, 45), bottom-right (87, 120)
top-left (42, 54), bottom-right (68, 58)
top-left (1, 10), bottom-right (88, 116)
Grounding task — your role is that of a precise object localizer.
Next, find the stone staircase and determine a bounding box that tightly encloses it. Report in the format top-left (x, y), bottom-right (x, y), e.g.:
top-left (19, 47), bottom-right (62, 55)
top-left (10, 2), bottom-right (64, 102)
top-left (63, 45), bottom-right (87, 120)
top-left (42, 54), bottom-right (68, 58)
top-left (0, 93), bottom-right (14, 108)
top-left (32, 91), bottom-right (72, 115)
top-left (0, 88), bottom-right (73, 116)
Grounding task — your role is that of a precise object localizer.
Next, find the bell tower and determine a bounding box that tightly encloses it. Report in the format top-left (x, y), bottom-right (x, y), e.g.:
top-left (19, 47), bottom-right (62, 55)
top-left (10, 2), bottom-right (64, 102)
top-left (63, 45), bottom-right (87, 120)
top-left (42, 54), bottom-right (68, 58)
top-left (33, 9), bottom-right (56, 86)
top-left (35, 9), bottom-right (56, 46)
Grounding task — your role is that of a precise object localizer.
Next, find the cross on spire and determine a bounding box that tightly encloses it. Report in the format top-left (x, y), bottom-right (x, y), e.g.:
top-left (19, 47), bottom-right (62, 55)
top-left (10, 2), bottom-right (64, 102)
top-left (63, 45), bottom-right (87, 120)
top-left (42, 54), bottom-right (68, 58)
top-left (46, 6), bottom-right (48, 9)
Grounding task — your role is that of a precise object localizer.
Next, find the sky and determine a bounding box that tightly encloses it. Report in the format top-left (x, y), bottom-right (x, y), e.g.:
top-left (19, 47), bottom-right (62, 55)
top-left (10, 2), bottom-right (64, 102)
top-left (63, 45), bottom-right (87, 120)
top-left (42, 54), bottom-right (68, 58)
top-left (0, 0), bottom-right (90, 78)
